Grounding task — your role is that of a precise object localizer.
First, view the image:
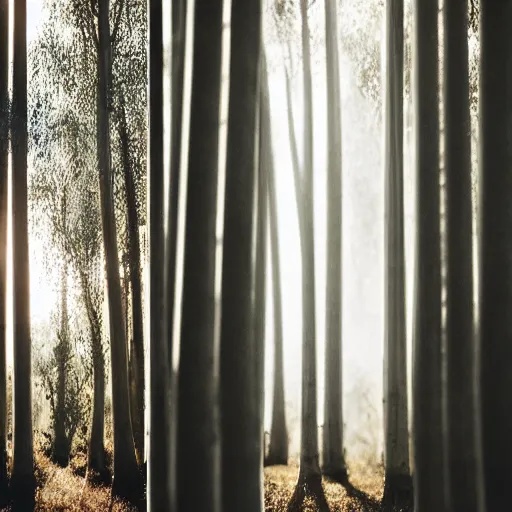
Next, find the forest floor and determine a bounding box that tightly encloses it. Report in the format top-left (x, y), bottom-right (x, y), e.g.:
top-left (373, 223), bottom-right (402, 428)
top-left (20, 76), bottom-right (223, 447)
top-left (2, 448), bottom-right (389, 511)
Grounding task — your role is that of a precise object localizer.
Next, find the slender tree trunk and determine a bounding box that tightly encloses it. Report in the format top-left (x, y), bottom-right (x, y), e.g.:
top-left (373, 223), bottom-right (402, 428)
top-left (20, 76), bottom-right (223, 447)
top-left (10, 0), bottom-right (35, 506)
top-left (97, 0), bottom-right (142, 503)
top-left (412, 0), bottom-right (445, 510)
top-left (0, 0), bottom-right (9, 502)
top-left (177, 0), bottom-right (223, 509)
top-left (479, 2), bottom-right (512, 509)
top-left (118, 102), bottom-right (145, 466)
top-left (53, 193), bottom-right (69, 466)
top-left (81, 273), bottom-right (109, 485)
top-left (444, 1), bottom-right (484, 511)
top-left (265, 52), bottom-right (288, 467)
top-left (382, 1), bottom-right (412, 508)
top-left (220, 0), bottom-right (262, 508)
top-left (288, 1), bottom-right (329, 510)
top-left (322, 0), bottom-right (347, 485)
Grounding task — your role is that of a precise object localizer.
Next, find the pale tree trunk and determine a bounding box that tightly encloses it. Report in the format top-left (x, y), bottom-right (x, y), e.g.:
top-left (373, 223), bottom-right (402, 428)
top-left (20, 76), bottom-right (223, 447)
top-left (81, 272), bottom-right (109, 484)
top-left (118, 102), bottom-right (145, 465)
top-left (53, 193), bottom-right (70, 466)
top-left (288, 0), bottom-right (329, 510)
top-left (265, 50), bottom-right (288, 467)
top-left (97, 0), bottom-right (142, 504)
top-left (148, 0), bottom-right (172, 507)
top-left (10, 0), bottom-right (35, 506)
top-left (0, 0), bottom-right (8, 501)
top-left (412, 0), bottom-right (446, 510)
top-left (444, 1), bottom-right (484, 511)
top-left (479, 2), bottom-right (512, 509)
top-left (322, 0), bottom-right (347, 485)
top-left (177, 0), bottom-right (223, 509)
top-left (220, 0), bottom-right (262, 507)
top-left (382, 1), bottom-right (412, 508)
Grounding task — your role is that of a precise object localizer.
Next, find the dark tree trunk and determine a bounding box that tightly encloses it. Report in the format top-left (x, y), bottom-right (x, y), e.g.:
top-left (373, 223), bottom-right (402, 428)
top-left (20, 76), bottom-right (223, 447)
top-left (220, 0), bottom-right (262, 508)
top-left (412, 0), bottom-right (446, 510)
top-left (177, 0), bottom-right (223, 510)
top-left (97, 0), bottom-right (142, 504)
top-left (265, 51), bottom-right (289, 467)
top-left (322, 0), bottom-right (347, 485)
top-left (0, 0), bottom-right (9, 503)
top-left (479, 1), bottom-right (512, 510)
top-left (10, 0), bottom-right (36, 507)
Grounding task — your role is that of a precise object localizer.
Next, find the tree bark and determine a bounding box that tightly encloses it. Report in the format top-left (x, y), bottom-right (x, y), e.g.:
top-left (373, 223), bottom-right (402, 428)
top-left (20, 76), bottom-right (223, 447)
top-left (322, 0), bottom-right (347, 485)
top-left (0, 0), bottom-right (9, 502)
top-left (479, 1), bottom-right (512, 509)
top-left (288, 1), bottom-right (329, 510)
top-left (10, 0), bottom-right (36, 506)
top-left (177, 0), bottom-right (223, 510)
top-left (382, 1), bottom-right (412, 509)
top-left (97, 0), bottom-right (142, 504)
top-left (220, 0), bottom-right (262, 508)
top-left (412, 0), bottom-right (446, 510)
top-left (265, 51), bottom-right (289, 467)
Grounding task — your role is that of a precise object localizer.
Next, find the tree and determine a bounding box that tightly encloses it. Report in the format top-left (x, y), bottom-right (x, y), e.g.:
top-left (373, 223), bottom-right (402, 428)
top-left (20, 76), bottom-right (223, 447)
top-left (444, 0), bottom-right (484, 510)
top-left (265, 54), bottom-right (289, 468)
top-left (412, 0), bottom-right (446, 510)
top-left (479, 1), bottom-right (512, 510)
top-left (288, 0), bottom-right (329, 509)
top-left (10, 0), bottom-right (36, 506)
top-left (322, 0), bottom-right (348, 485)
top-left (0, 0), bottom-right (8, 502)
top-left (220, 0), bottom-right (262, 508)
top-left (97, 0), bottom-right (143, 503)
top-left (381, 0), bottom-right (412, 508)
top-left (177, 0), bottom-right (223, 509)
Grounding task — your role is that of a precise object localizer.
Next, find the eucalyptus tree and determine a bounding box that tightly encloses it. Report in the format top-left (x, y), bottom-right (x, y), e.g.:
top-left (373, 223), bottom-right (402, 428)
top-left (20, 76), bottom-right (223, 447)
top-left (10, 0), bottom-right (36, 505)
top-left (288, 0), bottom-right (329, 509)
top-left (220, 0), bottom-right (262, 508)
top-left (322, 0), bottom-right (347, 485)
top-left (479, 1), bottom-right (512, 510)
top-left (444, 0), bottom-right (484, 511)
top-left (177, 0), bottom-right (224, 509)
top-left (412, 0), bottom-right (446, 510)
top-left (0, 0), bottom-right (8, 501)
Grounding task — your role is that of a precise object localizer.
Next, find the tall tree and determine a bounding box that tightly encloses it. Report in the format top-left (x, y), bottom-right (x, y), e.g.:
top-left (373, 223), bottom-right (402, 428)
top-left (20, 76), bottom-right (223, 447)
top-left (322, 0), bottom-right (347, 485)
top-left (10, 0), bottom-right (36, 505)
top-left (97, 0), bottom-right (142, 502)
top-left (0, 0), bottom-right (8, 502)
top-left (479, 1), bottom-right (512, 510)
top-left (220, 0), bottom-right (262, 508)
top-left (444, 0), bottom-right (484, 511)
top-left (176, 0), bottom-right (224, 510)
top-left (288, 0), bottom-right (329, 509)
top-left (382, 0), bottom-right (411, 508)
top-left (412, 0), bottom-right (446, 510)
top-left (265, 55), bottom-right (288, 468)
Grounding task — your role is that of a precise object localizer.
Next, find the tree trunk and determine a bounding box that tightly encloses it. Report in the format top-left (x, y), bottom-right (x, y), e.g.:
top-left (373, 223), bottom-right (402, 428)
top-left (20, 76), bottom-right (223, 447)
top-left (0, 0), bottom-right (9, 502)
top-left (220, 0), bottom-right (262, 508)
top-left (288, 1), bottom-right (329, 510)
top-left (10, 0), bottom-right (36, 506)
top-left (412, 0), bottom-right (445, 510)
top-left (322, 0), bottom-right (347, 486)
top-left (382, 0), bottom-right (412, 508)
top-left (479, 1), bottom-right (512, 509)
top-left (53, 193), bottom-right (70, 467)
top-left (444, 1), bottom-right (484, 511)
top-left (118, 101), bottom-right (145, 466)
top-left (177, 0), bottom-right (223, 509)
top-left (265, 51), bottom-right (289, 467)
top-left (81, 272), bottom-right (109, 485)
top-left (97, 0), bottom-right (142, 504)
